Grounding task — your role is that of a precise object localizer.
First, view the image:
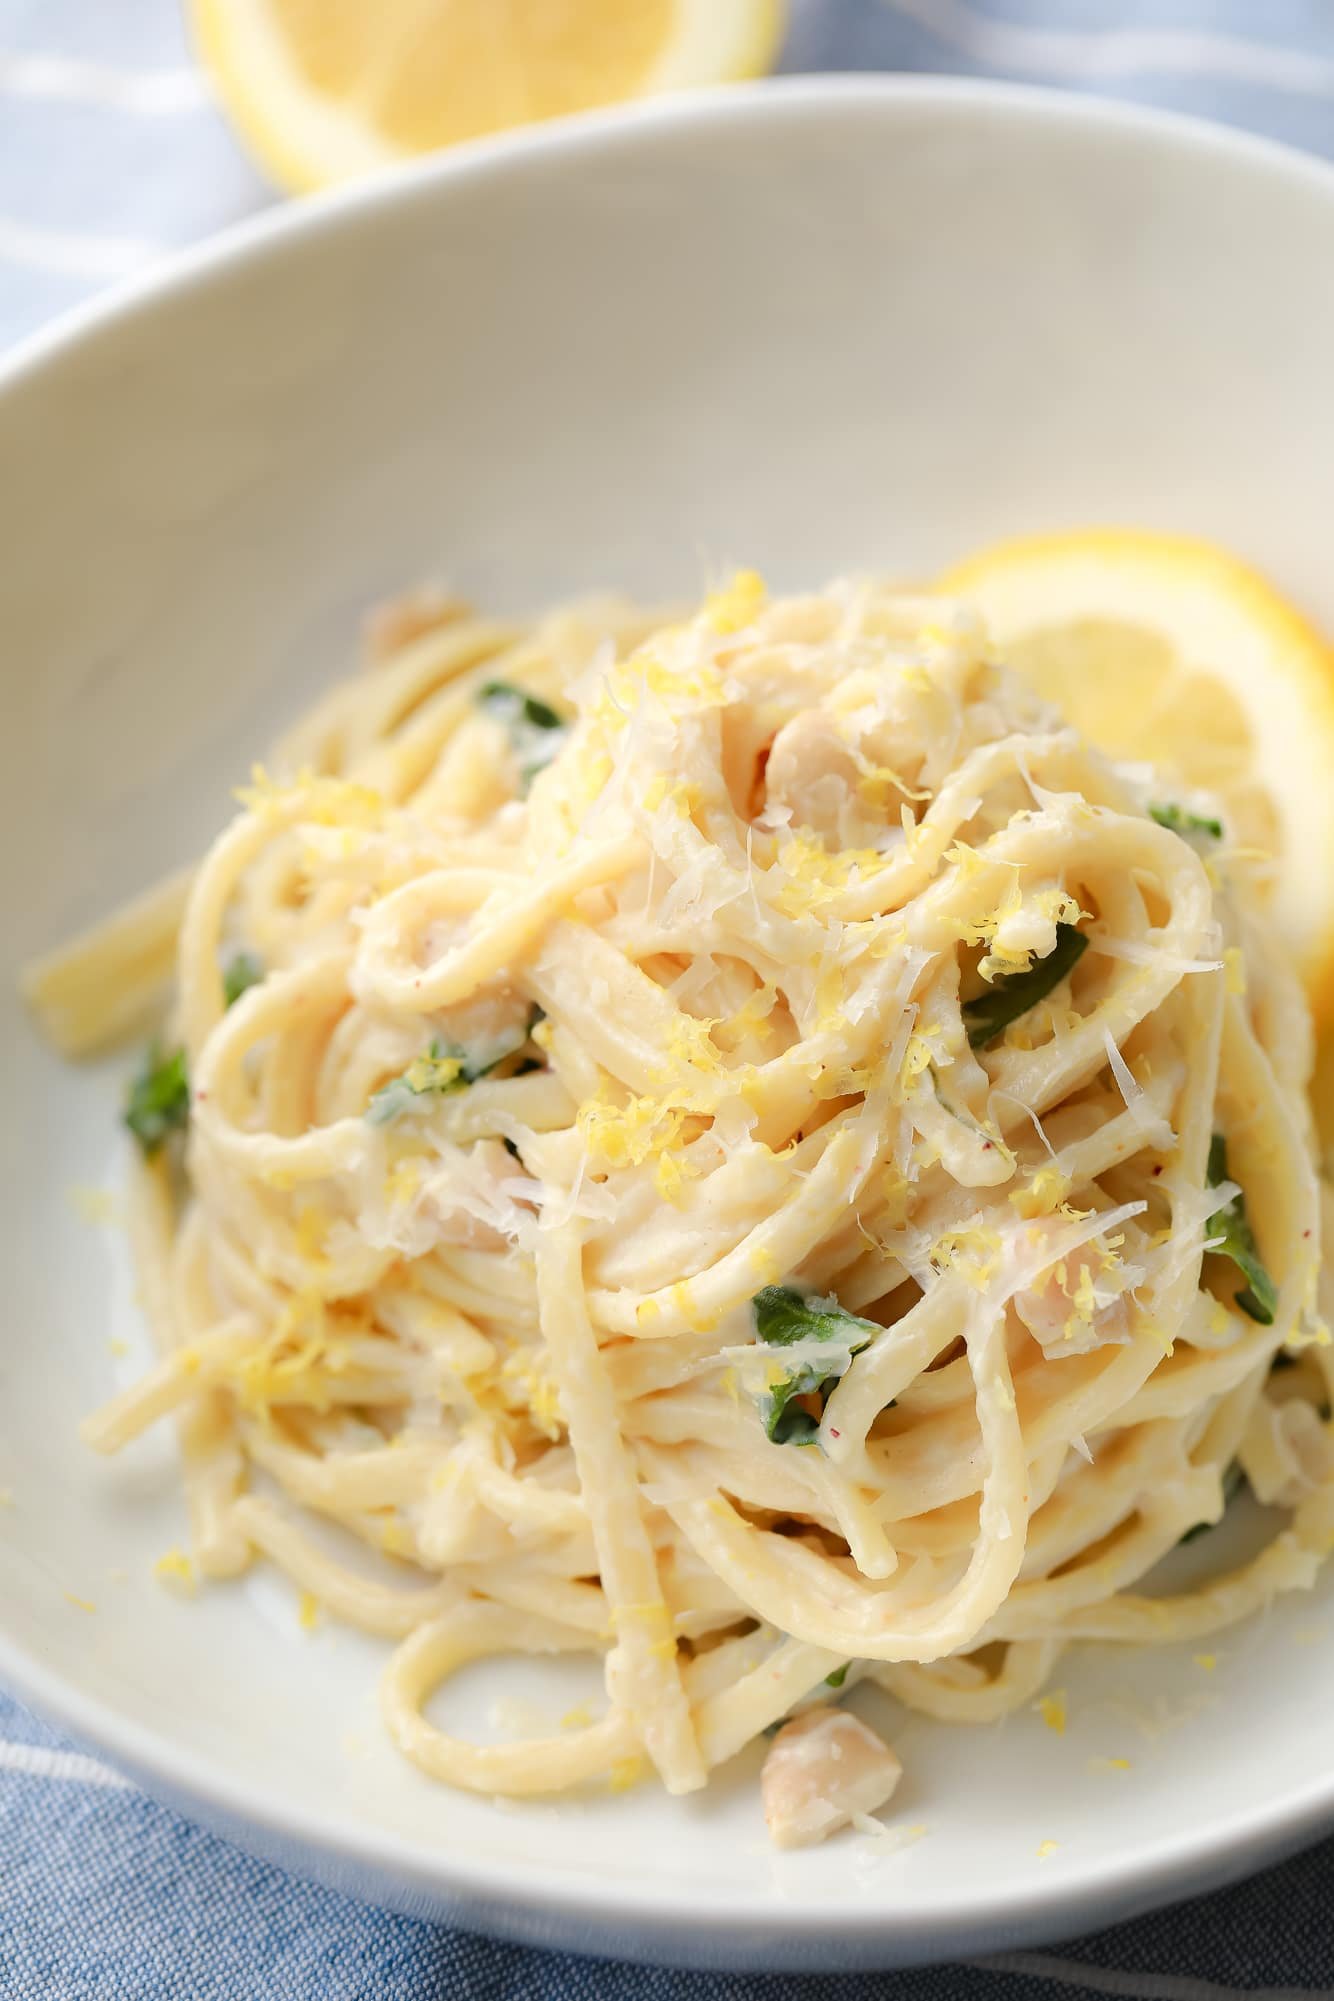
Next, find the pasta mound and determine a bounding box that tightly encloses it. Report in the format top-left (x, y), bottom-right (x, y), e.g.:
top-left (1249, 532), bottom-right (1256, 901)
top-left (40, 575), bottom-right (1334, 1838)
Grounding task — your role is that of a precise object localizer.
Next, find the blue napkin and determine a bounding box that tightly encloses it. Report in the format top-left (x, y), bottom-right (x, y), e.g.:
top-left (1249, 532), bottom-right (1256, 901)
top-left (4, 3), bottom-right (1334, 1994)
top-left (7, 1675), bottom-right (1334, 1994)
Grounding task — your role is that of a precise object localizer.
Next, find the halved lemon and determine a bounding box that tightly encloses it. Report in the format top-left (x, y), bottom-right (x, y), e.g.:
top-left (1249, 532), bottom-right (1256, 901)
top-left (191, 0), bottom-right (786, 193)
top-left (940, 529), bottom-right (1334, 1023)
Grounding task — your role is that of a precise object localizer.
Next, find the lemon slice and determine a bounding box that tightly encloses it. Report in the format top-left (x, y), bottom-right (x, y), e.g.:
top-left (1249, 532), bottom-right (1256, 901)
top-left (941, 529), bottom-right (1334, 1020)
top-left (191, 0), bottom-right (786, 192)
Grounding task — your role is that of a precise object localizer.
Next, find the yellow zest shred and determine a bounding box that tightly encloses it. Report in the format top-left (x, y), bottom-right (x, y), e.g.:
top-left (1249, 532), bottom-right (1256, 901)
top-left (402, 1049), bottom-right (464, 1095)
top-left (704, 568), bottom-right (766, 634)
top-left (748, 1244), bottom-right (782, 1284)
top-left (663, 1010), bottom-right (721, 1074)
top-left (1036, 1690), bottom-right (1067, 1735)
top-left (1010, 1167), bottom-right (1071, 1218)
top-left (237, 765), bottom-right (384, 828)
top-left (899, 1028), bottom-right (940, 1090)
top-left (500, 1351), bottom-right (565, 1438)
top-left (668, 1279), bottom-right (715, 1332)
top-left (577, 1089), bottom-right (689, 1170)
top-left (930, 1225), bottom-right (1002, 1290)
top-left (234, 1292), bottom-right (341, 1416)
top-left (599, 651), bottom-right (728, 726)
top-left (153, 1547), bottom-right (196, 1595)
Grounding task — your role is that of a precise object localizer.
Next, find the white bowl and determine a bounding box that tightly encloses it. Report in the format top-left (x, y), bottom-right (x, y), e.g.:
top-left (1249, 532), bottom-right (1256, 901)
top-left (4, 78), bottom-right (1334, 1972)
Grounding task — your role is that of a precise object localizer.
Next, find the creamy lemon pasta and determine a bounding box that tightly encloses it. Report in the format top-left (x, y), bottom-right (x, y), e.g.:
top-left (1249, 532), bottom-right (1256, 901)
top-left (25, 572), bottom-right (1334, 1846)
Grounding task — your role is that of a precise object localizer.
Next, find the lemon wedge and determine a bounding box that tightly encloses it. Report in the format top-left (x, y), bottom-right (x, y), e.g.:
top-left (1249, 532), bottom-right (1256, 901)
top-left (941, 529), bottom-right (1334, 1020)
top-left (191, 0), bottom-right (786, 192)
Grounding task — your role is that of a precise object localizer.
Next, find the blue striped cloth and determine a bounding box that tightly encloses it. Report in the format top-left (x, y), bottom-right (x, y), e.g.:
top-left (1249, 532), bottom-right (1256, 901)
top-left (4, 4), bottom-right (1334, 1996)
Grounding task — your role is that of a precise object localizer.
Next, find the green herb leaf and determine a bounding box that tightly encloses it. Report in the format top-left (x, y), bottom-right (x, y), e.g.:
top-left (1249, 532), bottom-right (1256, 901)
top-left (368, 1040), bottom-right (466, 1124)
top-left (1205, 1134), bottom-right (1278, 1325)
top-left (824, 1664), bottom-right (849, 1689)
top-left (125, 1043), bottom-right (190, 1156)
top-left (751, 1285), bottom-right (879, 1446)
top-left (222, 952), bottom-right (263, 1008)
top-left (1179, 1459), bottom-right (1245, 1543)
top-left (478, 682), bottom-right (564, 731)
top-left (1150, 802), bottom-right (1224, 841)
top-left (367, 1024), bottom-right (531, 1124)
top-left (962, 924), bottom-right (1089, 1050)
top-left (477, 682), bottom-right (567, 792)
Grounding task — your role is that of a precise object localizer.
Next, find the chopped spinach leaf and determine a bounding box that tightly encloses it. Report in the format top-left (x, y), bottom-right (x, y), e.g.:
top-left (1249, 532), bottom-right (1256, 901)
top-left (751, 1285), bottom-right (879, 1445)
top-left (222, 952), bottom-right (263, 1008)
top-left (125, 1043), bottom-right (189, 1156)
top-left (1150, 803), bottom-right (1224, 841)
top-left (962, 924), bottom-right (1089, 1050)
top-left (1205, 1134), bottom-right (1278, 1325)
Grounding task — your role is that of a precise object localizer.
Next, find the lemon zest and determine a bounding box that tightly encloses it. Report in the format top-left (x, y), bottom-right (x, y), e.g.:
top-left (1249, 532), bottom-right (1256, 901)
top-left (153, 1548), bottom-right (196, 1594)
